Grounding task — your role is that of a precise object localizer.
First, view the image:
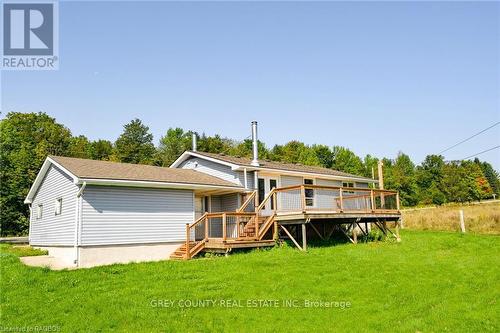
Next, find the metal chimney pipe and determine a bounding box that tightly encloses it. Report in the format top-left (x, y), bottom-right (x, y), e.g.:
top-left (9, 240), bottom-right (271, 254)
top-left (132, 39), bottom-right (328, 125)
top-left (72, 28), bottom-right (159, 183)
top-left (251, 121), bottom-right (259, 166)
top-left (192, 132), bottom-right (197, 152)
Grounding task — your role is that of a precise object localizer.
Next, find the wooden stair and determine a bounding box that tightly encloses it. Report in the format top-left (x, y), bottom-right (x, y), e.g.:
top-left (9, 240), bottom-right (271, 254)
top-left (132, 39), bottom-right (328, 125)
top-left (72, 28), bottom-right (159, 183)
top-left (170, 241), bottom-right (201, 260)
top-left (239, 216), bottom-right (266, 238)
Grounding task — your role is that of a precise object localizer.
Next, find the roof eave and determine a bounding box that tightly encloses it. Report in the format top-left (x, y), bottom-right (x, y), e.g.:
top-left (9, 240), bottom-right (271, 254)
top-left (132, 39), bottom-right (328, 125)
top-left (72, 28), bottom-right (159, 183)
top-left (79, 178), bottom-right (246, 191)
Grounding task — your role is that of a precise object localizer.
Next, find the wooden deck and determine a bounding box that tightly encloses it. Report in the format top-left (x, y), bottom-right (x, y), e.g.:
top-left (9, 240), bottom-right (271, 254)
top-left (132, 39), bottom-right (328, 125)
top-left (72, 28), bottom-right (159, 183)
top-left (171, 185), bottom-right (401, 259)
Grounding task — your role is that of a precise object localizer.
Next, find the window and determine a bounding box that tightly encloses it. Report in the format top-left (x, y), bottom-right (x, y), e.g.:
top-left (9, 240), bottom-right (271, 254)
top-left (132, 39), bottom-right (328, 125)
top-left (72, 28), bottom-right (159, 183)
top-left (55, 198), bottom-right (62, 215)
top-left (258, 178), bottom-right (265, 205)
top-left (342, 182), bottom-right (355, 194)
top-left (36, 204), bottom-right (43, 219)
top-left (269, 179), bottom-right (277, 209)
top-left (304, 179), bottom-right (314, 207)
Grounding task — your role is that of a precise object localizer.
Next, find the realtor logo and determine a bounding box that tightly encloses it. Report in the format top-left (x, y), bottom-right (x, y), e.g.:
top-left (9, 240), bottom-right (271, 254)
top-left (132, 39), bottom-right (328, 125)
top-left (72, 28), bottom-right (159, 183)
top-left (2, 1), bottom-right (59, 70)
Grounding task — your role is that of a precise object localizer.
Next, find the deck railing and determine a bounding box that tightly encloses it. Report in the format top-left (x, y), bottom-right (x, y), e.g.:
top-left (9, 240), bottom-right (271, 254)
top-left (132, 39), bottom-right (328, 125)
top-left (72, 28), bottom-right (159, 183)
top-left (274, 185), bottom-right (400, 214)
top-left (185, 185), bottom-right (400, 257)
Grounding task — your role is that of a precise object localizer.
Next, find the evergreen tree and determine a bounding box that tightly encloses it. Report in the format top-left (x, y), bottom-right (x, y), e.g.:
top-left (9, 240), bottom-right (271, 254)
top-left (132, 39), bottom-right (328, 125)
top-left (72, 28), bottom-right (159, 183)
top-left (114, 119), bottom-right (155, 164)
top-left (156, 128), bottom-right (192, 166)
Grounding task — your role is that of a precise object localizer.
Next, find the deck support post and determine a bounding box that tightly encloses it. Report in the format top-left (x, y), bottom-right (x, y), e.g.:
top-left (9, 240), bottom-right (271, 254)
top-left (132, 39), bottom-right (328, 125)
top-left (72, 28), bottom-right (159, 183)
top-left (302, 223), bottom-right (307, 251)
top-left (273, 221), bottom-right (278, 241)
top-left (352, 222), bottom-right (357, 244)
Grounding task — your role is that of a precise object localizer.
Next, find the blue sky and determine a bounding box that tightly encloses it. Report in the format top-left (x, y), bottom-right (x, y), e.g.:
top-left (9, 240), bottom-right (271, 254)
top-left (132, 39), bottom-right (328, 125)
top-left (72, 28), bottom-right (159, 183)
top-left (2, 1), bottom-right (499, 170)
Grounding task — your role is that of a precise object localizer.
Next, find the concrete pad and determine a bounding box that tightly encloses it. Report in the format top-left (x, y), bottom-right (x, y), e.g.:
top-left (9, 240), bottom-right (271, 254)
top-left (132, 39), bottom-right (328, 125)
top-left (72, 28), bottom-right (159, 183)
top-left (20, 255), bottom-right (76, 270)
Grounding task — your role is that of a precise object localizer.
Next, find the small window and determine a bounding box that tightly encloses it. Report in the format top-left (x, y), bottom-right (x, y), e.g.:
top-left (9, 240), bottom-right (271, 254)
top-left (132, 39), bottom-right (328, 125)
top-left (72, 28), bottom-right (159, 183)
top-left (269, 179), bottom-right (277, 209)
top-left (37, 204), bottom-right (43, 219)
top-left (55, 198), bottom-right (62, 215)
top-left (258, 178), bottom-right (265, 205)
top-left (304, 179), bottom-right (314, 207)
top-left (342, 182), bottom-right (355, 194)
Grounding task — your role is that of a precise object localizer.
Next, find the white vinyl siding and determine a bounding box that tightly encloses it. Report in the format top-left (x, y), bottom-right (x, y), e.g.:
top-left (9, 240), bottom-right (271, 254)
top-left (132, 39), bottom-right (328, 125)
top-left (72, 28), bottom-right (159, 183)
top-left (279, 175), bottom-right (303, 211)
top-left (80, 186), bottom-right (194, 245)
top-left (29, 165), bottom-right (78, 246)
top-left (180, 157), bottom-right (252, 188)
top-left (316, 179), bottom-right (342, 209)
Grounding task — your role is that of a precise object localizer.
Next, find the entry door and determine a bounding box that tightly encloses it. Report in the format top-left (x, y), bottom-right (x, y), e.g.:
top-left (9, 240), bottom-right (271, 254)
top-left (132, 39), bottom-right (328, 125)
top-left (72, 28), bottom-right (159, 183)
top-left (194, 196), bottom-right (206, 240)
top-left (258, 177), bottom-right (278, 216)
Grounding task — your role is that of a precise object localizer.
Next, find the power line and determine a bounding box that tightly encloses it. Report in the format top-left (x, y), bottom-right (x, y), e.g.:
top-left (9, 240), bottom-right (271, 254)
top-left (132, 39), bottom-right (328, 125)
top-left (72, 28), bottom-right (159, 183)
top-left (438, 121), bottom-right (500, 155)
top-left (461, 145), bottom-right (500, 160)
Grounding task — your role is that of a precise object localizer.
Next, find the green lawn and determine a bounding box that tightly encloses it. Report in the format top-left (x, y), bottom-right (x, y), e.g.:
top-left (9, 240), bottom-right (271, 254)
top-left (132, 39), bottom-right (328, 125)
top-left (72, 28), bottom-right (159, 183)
top-left (1, 230), bottom-right (499, 332)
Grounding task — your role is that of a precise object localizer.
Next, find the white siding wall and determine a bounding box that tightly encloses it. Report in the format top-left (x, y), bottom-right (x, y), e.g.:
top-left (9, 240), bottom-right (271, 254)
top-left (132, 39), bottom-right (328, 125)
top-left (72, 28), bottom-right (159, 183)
top-left (279, 175), bottom-right (303, 211)
top-left (316, 179), bottom-right (342, 210)
top-left (30, 165), bottom-right (78, 246)
top-left (80, 186), bottom-right (194, 245)
top-left (180, 157), bottom-right (253, 188)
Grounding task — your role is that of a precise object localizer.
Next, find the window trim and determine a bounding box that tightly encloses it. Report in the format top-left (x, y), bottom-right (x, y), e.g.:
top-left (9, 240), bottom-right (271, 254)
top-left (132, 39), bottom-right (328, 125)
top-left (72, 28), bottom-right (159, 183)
top-left (303, 178), bottom-right (315, 207)
top-left (54, 197), bottom-right (63, 216)
top-left (36, 204), bottom-right (43, 219)
top-left (342, 181), bottom-right (355, 194)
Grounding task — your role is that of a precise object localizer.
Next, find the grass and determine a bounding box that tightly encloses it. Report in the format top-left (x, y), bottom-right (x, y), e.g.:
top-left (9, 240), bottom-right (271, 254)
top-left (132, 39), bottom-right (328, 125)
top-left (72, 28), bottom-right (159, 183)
top-left (402, 201), bottom-right (500, 234)
top-left (1, 245), bottom-right (48, 257)
top-left (1, 230), bottom-right (499, 332)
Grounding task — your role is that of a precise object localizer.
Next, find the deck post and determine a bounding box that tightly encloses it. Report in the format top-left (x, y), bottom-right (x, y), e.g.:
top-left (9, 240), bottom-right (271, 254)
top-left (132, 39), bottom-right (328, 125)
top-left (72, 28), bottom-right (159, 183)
top-left (205, 216), bottom-right (209, 240)
top-left (352, 222), bottom-right (357, 244)
top-left (370, 190), bottom-right (375, 212)
top-left (222, 213), bottom-right (227, 241)
top-left (300, 185), bottom-right (306, 212)
top-left (302, 223), bottom-right (307, 251)
top-left (273, 221), bottom-right (278, 241)
top-left (339, 188), bottom-right (344, 212)
top-left (396, 192), bottom-right (400, 211)
top-left (185, 223), bottom-right (191, 259)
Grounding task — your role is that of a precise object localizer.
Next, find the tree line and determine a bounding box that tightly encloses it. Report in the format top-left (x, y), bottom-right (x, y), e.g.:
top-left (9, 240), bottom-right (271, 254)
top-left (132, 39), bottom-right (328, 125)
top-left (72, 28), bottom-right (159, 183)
top-left (1, 112), bottom-right (499, 236)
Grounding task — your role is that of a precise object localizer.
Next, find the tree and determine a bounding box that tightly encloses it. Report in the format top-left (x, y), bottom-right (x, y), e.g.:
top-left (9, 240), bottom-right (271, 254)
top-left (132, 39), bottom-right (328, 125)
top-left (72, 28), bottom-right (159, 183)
top-left (156, 128), bottom-right (192, 166)
top-left (90, 139), bottom-right (113, 160)
top-left (383, 153), bottom-right (419, 206)
top-left (270, 141), bottom-right (320, 166)
top-left (415, 155), bottom-right (446, 204)
top-left (363, 154), bottom-right (379, 180)
top-left (231, 139), bottom-right (269, 160)
top-left (197, 134), bottom-right (234, 154)
top-left (0, 112), bottom-right (72, 236)
top-left (312, 145), bottom-right (333, 169)
top-left (114, 119), bottom-right (155, 164)
top-left (68, 135), bottom-right (93, 159)
top-left (331, 146), bottom-right (364, 175)
top-left (476, 159), bottom-right (500, 197)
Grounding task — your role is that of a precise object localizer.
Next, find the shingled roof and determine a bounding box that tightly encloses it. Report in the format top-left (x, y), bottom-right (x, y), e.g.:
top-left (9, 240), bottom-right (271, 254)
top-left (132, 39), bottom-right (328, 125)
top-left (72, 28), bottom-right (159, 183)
top-left (187, 151), bottom-right (374, 181)
top-left (49, 156), bottom-right (242, 188)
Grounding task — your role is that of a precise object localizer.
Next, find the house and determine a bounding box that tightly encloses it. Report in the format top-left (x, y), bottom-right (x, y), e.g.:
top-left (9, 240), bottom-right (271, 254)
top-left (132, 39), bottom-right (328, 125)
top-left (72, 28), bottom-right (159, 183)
top-left (25, 122), bottom-right (401, 268)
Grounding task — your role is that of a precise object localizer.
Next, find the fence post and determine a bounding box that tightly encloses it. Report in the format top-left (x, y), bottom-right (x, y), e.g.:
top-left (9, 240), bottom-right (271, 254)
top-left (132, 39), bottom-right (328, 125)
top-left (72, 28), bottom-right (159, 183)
top-left (185, 223), bottom-right (191, 259)
top-left (459, 210), bottom-right (465, 233)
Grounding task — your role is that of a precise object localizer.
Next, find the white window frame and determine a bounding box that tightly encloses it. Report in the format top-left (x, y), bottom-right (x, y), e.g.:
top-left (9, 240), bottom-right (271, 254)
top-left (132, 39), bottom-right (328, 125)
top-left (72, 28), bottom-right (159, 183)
top-left (55, 198), bottom-right (62, 216)
top-left (36, 204), bottom-right (43, 219)
top-left (342, 181), bottom-right (355, 194)
top-left (304, 178), bottom-right (315, 207)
